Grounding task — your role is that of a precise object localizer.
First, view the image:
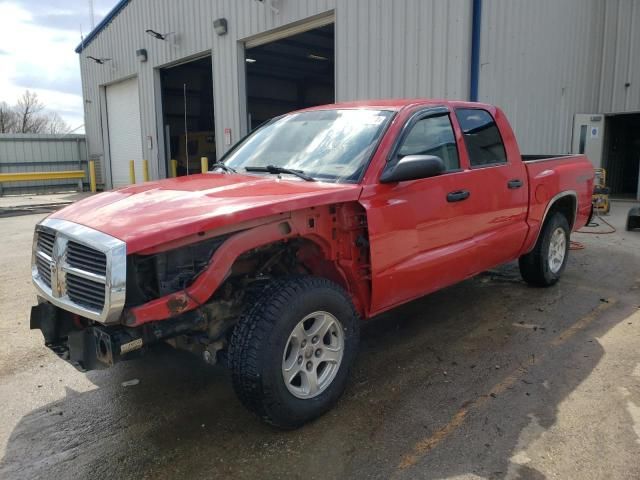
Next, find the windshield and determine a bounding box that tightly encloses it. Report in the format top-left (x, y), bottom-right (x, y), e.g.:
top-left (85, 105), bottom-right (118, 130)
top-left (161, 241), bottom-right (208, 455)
top-left (222, 109), bottom-right (394, 183)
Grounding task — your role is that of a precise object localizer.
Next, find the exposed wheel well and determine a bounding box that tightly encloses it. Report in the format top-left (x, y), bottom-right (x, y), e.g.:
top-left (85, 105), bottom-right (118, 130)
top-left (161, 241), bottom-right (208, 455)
top-left (225, 238), bottom-right (347, 289)
top-left (546, 194), bottom-right (577, 229)
top-left (166, 202), bottom-right (371, 361)
top-left (194, 237), bottom-right (358, 355)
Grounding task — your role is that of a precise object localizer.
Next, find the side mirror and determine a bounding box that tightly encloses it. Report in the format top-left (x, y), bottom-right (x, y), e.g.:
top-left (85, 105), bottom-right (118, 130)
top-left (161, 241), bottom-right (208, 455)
top-left (380, 155), bottom-right (446, 183)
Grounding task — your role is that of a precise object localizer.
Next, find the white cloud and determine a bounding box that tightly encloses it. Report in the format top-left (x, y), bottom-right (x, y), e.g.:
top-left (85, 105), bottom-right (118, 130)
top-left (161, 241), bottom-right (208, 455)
top-left (0, 1), bottom-right (116, 131)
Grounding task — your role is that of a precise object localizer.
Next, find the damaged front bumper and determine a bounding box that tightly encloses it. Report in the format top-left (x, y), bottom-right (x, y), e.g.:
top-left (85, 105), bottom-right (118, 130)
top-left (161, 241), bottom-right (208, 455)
top-left (30, 301), bottom-right (145, 371)
top-left (30, 299), bottom-right (206, 371)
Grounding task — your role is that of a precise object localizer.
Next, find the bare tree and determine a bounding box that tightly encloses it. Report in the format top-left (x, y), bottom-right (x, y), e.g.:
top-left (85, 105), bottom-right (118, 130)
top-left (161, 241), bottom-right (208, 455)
top-left (15, 90), bottom-right (46, 133)
top-left (0, 101), bottom-right (17, 133)
top-left (0, 91), bottom-right (72, 135)
top-left (46, 112), bottom-right (71, 135)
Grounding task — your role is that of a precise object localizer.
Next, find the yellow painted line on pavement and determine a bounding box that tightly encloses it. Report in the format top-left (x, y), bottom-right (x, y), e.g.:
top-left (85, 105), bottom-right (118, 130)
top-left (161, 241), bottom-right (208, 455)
top-left (397, 408), bottom-right (469, 470)
top-left (551, 298), bottom-right (616, 346)
top-left (395, 298), bottom-right (617, 472)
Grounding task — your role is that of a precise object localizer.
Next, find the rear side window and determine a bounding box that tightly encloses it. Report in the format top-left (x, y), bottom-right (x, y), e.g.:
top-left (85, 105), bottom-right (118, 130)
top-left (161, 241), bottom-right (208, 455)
top-left (397, 115), bottom-right (460, 171)
top-left (455, 109), bottom-right (507, 167)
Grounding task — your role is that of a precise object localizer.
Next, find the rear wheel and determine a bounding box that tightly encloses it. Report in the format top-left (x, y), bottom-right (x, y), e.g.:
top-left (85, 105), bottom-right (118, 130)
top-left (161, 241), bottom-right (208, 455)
top-left (228, 276), bottom-right (359, 429)
top-left (519, 212), bottom-right (570, 287)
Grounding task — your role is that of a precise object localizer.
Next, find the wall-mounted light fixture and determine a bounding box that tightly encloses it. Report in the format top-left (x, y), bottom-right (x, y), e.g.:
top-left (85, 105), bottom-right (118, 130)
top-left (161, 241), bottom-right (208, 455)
top-left (136, 49), bottom-right (148, 62)
top-left (145, 29), bottom-right (174, 41)
top-left (245, 58), bottom-right (257, 63)
top-left (254, 0), bottom-right (280, 14)
top-left (213, 18), bottom-right (228, 36)
top-left (87, 56), bottom-right (111, 64)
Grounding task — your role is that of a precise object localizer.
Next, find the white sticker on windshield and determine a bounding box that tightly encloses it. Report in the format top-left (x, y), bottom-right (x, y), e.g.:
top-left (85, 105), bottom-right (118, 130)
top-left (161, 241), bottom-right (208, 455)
top-left (365, 115), bottom-right (386, 125)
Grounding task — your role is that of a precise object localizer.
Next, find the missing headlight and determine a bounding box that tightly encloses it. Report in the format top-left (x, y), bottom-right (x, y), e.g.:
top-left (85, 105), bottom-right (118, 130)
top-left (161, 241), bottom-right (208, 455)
top-left (126, 236), bottom-right (228, 307)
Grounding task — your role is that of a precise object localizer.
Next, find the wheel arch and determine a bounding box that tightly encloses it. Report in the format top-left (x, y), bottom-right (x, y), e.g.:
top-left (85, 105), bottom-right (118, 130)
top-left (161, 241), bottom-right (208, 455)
top-left (544, 191), bottom-right (578, 229)
top-left (523, 191), bottom-right (577, 257)
top-left (537, 190), bottom-right (577, 238)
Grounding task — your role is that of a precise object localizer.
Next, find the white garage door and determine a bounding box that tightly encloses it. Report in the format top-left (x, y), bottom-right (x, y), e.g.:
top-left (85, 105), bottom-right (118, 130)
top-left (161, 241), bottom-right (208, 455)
top-left (106, 78), bottom-right (143, 188)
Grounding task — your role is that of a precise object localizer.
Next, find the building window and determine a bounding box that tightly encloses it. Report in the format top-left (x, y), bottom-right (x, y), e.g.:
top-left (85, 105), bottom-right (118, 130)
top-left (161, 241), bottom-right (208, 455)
top-left (455, 109), bottom-right (507, 167)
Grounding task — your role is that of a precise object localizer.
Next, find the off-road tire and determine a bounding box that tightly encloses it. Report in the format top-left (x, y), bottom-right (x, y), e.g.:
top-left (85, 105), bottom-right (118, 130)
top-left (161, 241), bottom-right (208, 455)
top-left (519, 212), bottom-right (570, 287)
top-left (228, 276), bottom-right (360, 429)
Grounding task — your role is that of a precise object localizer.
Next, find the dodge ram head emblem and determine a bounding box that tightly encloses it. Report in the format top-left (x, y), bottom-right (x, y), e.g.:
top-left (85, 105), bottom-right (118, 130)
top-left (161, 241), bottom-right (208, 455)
top-left (49, 242), bottom-right (63, 298)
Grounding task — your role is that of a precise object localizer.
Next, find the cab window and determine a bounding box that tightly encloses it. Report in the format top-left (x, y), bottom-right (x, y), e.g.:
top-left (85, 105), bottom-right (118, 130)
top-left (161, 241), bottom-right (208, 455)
top-left (455, 108), bottom-right (507, 167)
top-left (397, 114), bottom-right (460, 171)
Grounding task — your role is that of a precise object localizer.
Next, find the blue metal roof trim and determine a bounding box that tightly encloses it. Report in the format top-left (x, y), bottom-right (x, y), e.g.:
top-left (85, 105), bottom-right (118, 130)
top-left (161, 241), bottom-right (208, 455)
top-left (75, 0), bottom-right (132, 53)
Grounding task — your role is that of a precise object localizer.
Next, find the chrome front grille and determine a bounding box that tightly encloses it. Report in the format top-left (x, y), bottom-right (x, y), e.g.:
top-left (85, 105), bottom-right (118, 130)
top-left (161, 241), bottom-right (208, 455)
top-left (32, 219), bottom-right (127, 324)
top-left (67, 241), bottom-right (107, 276)
top-left (35, 253), bottom-right (53, 288)
top-left (37, 230), bottom-right (55, 257)
top-left (66, 272), bottom-right (106, 311)
top-left (35, 230), bottom-right (56, 288)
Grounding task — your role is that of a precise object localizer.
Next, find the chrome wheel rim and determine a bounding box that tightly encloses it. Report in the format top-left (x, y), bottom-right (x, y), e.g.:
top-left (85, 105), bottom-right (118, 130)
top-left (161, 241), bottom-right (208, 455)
top-left (282, 311), bottom-right (344, 399)
top-left (548, 227), bottom-right (567, 274)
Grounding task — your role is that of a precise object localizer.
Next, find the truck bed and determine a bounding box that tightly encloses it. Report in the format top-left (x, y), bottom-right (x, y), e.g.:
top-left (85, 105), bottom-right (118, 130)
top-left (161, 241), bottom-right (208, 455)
top-left (518, 153), bottom-right (594, 255)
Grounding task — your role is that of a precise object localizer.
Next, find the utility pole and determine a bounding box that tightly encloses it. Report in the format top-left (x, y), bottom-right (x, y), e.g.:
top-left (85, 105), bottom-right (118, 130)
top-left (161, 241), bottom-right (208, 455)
top-left (88, 0), bottom-right (95, 29)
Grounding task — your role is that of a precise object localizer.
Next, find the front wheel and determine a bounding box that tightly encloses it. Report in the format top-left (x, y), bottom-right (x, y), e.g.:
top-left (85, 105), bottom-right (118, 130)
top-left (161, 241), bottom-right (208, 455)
top-left (519, 212), bottom-right (570, 287)
top-left (228, 276), bottom-right (360, 429)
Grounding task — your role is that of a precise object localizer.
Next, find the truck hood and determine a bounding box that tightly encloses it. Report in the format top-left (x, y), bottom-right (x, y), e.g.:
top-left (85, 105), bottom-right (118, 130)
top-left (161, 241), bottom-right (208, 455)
top-left (49, 173), bottom-right (362, 253)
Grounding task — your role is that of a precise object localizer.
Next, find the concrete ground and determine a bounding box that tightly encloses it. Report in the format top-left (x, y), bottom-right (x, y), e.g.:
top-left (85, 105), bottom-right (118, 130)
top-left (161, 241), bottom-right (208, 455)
top-left (0, 192), bottom-right (93, 218)
top-left (0, 200), bottom-right (639, 480)
top-left (0, 192), bottom-right (92, 209)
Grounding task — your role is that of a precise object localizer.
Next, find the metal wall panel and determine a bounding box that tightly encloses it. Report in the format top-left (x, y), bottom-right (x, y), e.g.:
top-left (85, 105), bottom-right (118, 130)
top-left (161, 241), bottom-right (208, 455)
top-left (335, 0), bottom-right (471, 102)
top-left (0, 134), bottom-right (88, 194)
top-left (478, 0), bottom-right (640, 155)
top-left (477, 0), bottom-right (608, 155)
top-left (78, 0), bottom-right (471, 187)
top-left (598, 0), bottom-right (640, 113)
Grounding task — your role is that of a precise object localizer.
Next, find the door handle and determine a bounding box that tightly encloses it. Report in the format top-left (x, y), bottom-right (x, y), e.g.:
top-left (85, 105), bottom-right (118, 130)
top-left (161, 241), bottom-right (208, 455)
top-left (447, 190), bottom-right (470, 202)
top-left (508, 179), bottom-right (523, 189)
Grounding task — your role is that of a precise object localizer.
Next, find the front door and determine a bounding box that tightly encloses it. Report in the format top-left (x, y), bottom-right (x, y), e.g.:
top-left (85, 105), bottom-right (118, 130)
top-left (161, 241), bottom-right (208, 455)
top-left (361, 109), bottom-right (478, 313)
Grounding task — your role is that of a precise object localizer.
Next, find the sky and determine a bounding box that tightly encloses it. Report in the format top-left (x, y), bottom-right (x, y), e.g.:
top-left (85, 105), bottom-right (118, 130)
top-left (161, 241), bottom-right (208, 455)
top-left (0, 0), bottom-right (118, 132)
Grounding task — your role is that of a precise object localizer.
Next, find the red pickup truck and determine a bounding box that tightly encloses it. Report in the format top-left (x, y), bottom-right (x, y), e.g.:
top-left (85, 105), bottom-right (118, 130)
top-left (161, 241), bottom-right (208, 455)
top-left (30, 100), bottom-right (593, 428)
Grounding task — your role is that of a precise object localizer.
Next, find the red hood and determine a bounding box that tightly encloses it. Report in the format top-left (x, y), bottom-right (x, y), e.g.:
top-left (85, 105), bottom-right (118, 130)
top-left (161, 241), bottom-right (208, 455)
top-left (50, 173), bottom-right (362, 253)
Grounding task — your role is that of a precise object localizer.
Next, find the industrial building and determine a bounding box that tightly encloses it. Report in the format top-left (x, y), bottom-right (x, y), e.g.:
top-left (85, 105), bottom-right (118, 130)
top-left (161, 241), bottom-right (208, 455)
top-left (77, 0), bottom-right (640, 199)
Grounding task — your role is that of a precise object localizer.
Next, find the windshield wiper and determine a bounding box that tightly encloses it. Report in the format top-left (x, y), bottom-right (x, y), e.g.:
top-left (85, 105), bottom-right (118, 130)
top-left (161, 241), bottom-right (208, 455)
top-left (210, 162), bottom-right (237, 173)
top-left (245, 165), bottom-right (316, 182)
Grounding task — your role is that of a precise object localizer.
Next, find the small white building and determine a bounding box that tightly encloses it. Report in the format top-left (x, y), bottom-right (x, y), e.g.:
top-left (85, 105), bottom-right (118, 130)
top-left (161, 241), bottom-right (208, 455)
top-left (78, 0), bottom-right (640, 198)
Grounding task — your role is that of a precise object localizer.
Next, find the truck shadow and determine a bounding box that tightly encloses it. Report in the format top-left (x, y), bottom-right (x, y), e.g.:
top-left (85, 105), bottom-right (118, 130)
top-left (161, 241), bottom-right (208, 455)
top-left (1, 249), bottom-right (638, 480)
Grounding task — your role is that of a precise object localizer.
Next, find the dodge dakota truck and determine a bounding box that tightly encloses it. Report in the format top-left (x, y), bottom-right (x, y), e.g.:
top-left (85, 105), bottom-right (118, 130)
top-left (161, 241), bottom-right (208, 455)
top-left (30, 100), bottom-right (594, 428)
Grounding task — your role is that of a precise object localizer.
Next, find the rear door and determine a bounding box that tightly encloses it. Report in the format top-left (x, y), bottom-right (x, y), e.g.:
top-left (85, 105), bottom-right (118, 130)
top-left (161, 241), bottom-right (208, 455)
top-left (362, 108), bottom-right (479, 313)
top-left (453, 108), bottom-right (529, 272)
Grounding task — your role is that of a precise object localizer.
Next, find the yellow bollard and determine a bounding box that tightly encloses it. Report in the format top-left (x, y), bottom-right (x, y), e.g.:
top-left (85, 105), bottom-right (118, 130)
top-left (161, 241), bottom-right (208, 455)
top-left (89, 160), bottom-right (97, 193)
top-left (142, 159), bottom-right (150, 182)
top-left (129, 160), bottom-right (136, 184)
top-left (170, 159), bottom-right (178, 178)
top-left (201, 157), bottom-right (208, 174)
